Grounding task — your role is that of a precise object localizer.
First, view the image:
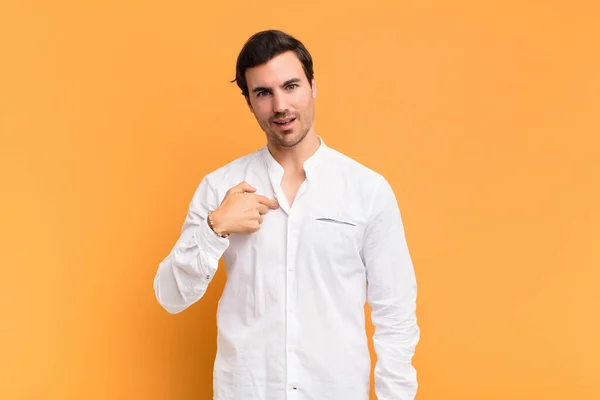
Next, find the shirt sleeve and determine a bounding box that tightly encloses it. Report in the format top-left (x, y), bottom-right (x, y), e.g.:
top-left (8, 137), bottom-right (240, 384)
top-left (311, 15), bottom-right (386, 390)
top-left (153, 174), bottom-right (230, 314)
top-left (363, 176), bottom-right (420, 399)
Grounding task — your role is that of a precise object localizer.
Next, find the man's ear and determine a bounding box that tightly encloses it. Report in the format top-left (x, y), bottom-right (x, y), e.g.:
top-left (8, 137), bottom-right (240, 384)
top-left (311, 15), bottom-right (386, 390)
top-left (311, 78), bottom-right (317, 99)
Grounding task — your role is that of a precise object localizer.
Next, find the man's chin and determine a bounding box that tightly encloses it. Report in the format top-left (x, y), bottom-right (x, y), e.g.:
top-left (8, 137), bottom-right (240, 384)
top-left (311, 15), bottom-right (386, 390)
top-left (273, 130), bottom-right (305, 147)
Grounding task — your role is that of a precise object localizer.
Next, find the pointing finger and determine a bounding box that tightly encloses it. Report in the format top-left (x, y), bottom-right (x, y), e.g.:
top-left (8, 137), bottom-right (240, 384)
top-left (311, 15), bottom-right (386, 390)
top-left (255, 195), bottom-right (279, 209)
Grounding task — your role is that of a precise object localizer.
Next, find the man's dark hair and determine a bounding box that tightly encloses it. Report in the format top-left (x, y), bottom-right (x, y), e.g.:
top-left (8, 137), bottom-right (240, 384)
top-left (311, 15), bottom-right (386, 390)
top-left (232, 29), bottom-right (314, 98)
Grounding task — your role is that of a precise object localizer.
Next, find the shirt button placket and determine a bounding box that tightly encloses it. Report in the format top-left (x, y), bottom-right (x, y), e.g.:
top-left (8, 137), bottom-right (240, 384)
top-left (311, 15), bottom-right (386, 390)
top-left (286, 210), bottom-right (299, 397)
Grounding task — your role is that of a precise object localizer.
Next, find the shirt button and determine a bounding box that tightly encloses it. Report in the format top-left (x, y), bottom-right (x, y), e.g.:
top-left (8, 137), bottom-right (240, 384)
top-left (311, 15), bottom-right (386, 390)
top-left (288, 385), bottom-right (298, 391)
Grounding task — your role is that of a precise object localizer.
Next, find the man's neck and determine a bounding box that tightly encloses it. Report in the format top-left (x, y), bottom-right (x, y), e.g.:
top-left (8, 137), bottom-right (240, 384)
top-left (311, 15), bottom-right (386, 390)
top-left (268, 132), bottom-right (321, 175)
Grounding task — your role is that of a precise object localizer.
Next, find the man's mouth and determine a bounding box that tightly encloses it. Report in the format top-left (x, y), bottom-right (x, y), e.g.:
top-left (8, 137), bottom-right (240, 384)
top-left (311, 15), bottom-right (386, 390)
top-left (272, 117), bottom-right (296, 127)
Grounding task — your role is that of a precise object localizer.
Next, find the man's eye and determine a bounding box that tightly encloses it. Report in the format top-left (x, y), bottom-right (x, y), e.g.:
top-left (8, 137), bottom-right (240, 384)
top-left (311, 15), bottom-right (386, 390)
top-left (287, 84), bottom-right (298, 90)
top-left (257, 91), bottom-right (270, 97)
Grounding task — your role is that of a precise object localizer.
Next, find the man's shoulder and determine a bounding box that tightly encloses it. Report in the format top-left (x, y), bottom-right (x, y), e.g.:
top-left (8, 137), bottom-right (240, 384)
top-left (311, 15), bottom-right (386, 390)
top-left (326, 146), bottom-right (385, 184)
top-left (204, 147), bottom-right (263, 182)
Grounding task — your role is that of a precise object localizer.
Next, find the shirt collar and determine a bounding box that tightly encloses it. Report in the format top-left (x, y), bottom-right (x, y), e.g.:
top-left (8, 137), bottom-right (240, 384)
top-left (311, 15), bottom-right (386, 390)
top-left (261, 136), bottom-right (328, 181)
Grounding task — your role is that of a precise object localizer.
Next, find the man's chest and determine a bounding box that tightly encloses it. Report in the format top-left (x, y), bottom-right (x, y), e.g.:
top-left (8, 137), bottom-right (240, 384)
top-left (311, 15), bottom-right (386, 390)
top-left (280, 172), bottom-right (306, 209)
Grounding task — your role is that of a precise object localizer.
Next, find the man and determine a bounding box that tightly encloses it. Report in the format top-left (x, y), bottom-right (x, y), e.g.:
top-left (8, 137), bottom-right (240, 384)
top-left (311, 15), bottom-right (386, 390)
top-left (154, 29), bottom-right (420, 400)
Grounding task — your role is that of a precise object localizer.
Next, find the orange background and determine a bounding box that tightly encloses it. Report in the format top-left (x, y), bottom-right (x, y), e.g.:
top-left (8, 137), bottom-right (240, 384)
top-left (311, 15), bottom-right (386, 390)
top-left (1, 1), bottom-right (599, 399)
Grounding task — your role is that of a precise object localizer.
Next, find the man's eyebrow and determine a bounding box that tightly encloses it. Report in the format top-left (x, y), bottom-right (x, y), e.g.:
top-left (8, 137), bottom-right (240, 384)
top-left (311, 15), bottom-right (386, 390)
top-left (251, 78), bottom-right (302, 93)
top-left (281, 78), bottom-right (301, 87)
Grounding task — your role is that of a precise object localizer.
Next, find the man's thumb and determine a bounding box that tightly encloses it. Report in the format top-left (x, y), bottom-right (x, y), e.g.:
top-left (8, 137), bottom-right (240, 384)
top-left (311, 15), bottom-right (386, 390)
top-left (238, 181), bottom-right (256, 193)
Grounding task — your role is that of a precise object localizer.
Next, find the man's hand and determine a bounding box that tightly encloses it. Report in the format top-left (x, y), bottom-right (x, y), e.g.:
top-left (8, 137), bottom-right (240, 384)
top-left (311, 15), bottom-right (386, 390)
top-left (210, 181), bottom-right (279, 235)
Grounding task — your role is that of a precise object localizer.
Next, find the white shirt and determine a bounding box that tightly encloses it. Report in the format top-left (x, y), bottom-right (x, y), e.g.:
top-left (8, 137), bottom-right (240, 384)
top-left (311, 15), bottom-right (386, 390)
top-left (154, 137), bottom-right (420, 400)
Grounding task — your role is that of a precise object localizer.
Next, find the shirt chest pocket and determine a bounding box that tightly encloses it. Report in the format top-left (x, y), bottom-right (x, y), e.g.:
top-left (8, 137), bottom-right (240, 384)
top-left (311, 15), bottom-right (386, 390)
top-left (307, 210), bottom-right (362, 262)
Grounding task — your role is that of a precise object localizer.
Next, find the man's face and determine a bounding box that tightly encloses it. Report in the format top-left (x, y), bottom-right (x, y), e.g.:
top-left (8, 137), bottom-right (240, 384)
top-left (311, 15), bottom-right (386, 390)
top-left (245, 51), bottom-right (317, 149)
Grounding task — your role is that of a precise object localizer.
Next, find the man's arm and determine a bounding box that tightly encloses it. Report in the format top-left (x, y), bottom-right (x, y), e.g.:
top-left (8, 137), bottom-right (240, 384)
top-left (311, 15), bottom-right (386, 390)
top-left (363, 176), bottom-right (420, 399)
top-left (154, 174), bottom-right (230, 314)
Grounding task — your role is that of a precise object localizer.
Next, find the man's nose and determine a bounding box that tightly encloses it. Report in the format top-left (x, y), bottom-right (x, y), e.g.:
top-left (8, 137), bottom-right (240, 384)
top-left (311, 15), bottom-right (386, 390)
top-left (272, 91), bottom-right (289, 114)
